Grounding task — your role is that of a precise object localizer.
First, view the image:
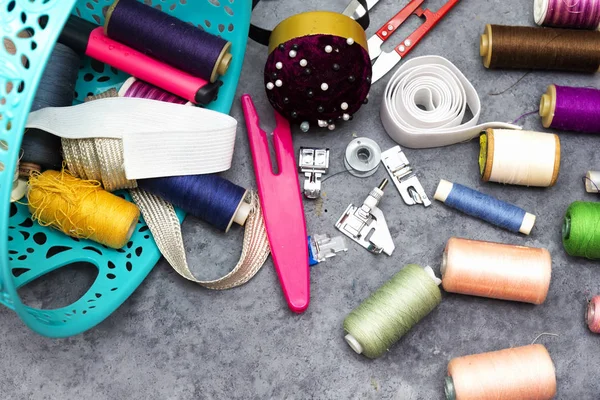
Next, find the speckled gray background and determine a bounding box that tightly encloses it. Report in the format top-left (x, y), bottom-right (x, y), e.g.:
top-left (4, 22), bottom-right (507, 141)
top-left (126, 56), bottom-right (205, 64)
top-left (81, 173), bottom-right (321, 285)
top-left (2, 0), bottom-right (600, 398)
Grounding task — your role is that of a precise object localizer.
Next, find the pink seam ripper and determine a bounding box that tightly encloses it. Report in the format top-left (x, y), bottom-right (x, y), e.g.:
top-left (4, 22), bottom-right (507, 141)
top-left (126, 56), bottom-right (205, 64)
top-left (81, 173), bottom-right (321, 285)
top-left (241, 94), bottom-right (310, 313)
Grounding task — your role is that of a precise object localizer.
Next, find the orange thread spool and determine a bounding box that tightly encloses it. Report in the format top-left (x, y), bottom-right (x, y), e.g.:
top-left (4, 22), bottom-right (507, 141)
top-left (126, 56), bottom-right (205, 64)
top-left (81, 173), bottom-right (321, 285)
top-left (442, 237), bottom-right (552, 304)
top-left (28, 170), bottom-right (139, 249)
top-left (445, 344), bottom-right (557, 400)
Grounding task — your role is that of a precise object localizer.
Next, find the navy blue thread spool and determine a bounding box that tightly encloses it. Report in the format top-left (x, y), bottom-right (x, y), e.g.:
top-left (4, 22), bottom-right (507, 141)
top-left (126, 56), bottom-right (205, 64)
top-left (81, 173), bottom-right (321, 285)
top-left (104, 0), bottom-right (232, 83)
top-left (20, 43), bottom-right (80, 175)
top-left (138, 175), bottom-right (251, 232)
top-left (434, 179), bottom-right (536, 235)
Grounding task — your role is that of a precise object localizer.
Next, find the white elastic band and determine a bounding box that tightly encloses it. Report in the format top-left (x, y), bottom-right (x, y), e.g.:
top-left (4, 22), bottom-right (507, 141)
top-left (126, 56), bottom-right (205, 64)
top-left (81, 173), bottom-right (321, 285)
top-left (25, 97), bottom-right (237, 180)
top-left (380, 55), bottom-right (521, 149)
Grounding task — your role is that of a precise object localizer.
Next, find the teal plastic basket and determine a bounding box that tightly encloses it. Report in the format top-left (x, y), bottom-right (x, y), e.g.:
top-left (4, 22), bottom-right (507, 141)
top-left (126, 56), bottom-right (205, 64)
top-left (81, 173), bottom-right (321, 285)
top-left (0, 0), bottom-right (251, 337)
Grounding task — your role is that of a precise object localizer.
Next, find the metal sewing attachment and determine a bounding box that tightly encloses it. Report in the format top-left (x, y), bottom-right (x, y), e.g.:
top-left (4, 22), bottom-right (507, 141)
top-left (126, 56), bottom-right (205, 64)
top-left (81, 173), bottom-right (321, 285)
top-left (335, 179), bottom-right (395, 256)
top-left (381, 146), bottom-right (431, 207)
top-left (298, 147), bottom-right (330, 199)
top-left (308, 234), bottom-right (348, 266)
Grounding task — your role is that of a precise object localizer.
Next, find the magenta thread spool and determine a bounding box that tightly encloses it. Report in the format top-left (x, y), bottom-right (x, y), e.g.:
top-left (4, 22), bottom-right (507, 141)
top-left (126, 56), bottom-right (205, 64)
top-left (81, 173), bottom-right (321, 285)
top-left (534, 0), bottom-right (600, 29)
top-left (540, 84), bottom-right (600, 133)
top-left (119, 77), bottom-right (193, 106)
top-left (104, 0), bottom-right (232, 83)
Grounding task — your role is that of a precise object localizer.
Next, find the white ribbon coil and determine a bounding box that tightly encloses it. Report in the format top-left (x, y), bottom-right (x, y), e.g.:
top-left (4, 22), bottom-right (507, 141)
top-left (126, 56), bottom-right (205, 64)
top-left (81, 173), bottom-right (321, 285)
top-left (380, 55), bottom-right (520, 148)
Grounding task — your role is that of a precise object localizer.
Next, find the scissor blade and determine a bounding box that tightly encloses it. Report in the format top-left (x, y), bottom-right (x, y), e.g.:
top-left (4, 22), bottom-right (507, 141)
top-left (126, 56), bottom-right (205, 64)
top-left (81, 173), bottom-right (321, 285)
top-left (371, 51), bottom-right (402, 83)
top-left (367, 35), bottom-right (383, 61)
top-left (342, 0), bottom-right (381, 19)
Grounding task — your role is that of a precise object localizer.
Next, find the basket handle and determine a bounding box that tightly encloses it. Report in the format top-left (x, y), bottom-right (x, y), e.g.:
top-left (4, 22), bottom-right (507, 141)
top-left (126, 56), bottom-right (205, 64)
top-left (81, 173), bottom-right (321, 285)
top-left (249, 0), bottom-right (370, 46)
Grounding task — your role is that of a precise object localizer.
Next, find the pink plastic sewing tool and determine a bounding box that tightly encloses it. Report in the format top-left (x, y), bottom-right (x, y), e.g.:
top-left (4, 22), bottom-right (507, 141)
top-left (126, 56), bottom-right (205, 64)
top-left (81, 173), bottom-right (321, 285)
top-left (241, 94), bottom-right (309, 313)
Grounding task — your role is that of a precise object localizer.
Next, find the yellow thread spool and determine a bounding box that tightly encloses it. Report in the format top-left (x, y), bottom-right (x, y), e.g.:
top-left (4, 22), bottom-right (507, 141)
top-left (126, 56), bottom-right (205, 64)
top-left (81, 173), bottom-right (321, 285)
top-left (28, 170), bottom-right (140, 249)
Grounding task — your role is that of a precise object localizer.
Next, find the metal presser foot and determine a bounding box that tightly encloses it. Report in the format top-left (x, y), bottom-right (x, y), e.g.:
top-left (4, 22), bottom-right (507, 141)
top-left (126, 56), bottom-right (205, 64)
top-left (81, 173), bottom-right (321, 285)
top-left (298, 147), bottom-right (330, 199)
top-left (382, 146), bottom-right (431, 207)
top-left (335, 179), bottom-right (395, 256)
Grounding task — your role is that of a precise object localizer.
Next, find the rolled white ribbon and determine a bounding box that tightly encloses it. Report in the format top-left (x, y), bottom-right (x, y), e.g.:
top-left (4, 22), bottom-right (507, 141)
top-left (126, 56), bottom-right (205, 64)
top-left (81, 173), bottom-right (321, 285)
top-left (380, 55), bottom-right (520, 148)
top-left (26, 97), bottom-right (237, 180)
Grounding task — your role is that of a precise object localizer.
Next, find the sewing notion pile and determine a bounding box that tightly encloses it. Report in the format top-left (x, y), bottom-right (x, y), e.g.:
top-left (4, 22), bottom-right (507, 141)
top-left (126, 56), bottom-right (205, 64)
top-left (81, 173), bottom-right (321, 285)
top-left (1, 0), bottom-right (600, 397)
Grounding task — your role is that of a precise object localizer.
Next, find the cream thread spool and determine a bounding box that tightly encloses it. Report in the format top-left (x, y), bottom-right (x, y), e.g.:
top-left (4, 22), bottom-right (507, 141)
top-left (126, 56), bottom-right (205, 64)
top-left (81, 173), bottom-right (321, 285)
top-left (585, 171), bottom-right (600, 193)
top-left (480, 129), bottom-right (560, 187)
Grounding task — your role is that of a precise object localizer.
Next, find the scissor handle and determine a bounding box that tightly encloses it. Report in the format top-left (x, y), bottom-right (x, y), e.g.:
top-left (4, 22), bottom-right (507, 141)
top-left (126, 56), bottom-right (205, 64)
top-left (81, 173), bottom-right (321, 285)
top-left (375, 0), bottom-right (425, 41)
top-left (394, 0), bottom-right (461, 57)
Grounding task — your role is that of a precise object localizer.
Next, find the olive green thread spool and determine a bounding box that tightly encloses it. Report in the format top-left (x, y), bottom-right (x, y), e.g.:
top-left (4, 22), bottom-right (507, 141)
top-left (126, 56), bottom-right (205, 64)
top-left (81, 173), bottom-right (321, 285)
top-left (343, 264), bottom-right (442, 359)
top-left (563, 201), bottom-right (600, 259)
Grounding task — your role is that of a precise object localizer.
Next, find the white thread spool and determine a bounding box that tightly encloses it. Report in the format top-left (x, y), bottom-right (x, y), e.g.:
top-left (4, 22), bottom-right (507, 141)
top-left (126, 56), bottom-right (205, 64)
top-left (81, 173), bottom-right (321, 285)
top-left (10, 154), bottom-right (27, 203)
top-left (585, 171), bottom-right (600, 193)
top-left (480, 129), bottom-right (560, 187)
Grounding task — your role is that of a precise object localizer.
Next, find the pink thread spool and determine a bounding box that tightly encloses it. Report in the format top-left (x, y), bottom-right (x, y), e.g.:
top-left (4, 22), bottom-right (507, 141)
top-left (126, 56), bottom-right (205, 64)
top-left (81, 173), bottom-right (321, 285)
top-left (587, 296), bottom-right (600, 333)
top-left (534, 0), bottom-right (600, 29)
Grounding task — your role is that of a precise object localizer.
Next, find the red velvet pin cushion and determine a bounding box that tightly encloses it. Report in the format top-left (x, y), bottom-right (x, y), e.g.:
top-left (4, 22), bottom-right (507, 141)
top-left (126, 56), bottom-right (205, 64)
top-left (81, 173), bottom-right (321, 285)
top-left (264, 11), bottom-right (371, 131)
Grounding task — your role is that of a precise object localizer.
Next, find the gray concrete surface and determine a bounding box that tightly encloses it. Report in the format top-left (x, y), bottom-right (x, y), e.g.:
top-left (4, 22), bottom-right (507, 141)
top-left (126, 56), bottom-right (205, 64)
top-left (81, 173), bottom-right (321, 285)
top-left (2, 0), bottom-right (599, 398)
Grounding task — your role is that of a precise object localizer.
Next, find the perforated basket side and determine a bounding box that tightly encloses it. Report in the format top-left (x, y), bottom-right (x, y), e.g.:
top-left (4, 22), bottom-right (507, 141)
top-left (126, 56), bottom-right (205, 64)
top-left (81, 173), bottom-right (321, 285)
top-left (0, 0), bottom-right (251, 337)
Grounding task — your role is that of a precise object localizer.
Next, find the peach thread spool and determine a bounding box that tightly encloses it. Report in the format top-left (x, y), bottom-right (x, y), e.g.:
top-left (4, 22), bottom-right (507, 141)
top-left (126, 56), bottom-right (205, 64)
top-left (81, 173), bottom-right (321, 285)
top-left (28, 170), bottom-right (140, 249)
top-left (441, 237), bottom-right (552, 305)
top-left (587, 295), bottom-right (600, 333)
top-left (445, 344), bottom-right (557, 400)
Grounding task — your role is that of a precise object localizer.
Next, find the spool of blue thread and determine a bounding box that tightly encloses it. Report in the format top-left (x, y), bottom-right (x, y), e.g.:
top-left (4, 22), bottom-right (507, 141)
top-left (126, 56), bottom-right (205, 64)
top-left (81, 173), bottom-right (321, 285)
top-left (138, 175), bottom-right (252, 232)
top-left (434, 179), bottom-right (536, 235)
top-left (104, 0), bottom-right (232, 83)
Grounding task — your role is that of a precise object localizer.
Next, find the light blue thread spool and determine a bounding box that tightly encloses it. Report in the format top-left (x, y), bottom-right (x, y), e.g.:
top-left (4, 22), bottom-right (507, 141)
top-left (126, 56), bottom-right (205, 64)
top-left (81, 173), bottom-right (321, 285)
top-left (434, 180), bottom-right (536, 235)
top-left (0, 0), bottom-right (251, 337)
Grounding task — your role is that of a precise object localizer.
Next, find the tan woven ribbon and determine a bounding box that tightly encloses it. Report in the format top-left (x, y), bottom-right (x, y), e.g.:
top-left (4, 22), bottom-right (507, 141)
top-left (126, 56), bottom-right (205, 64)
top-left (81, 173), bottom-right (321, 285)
top-left (61, 92), bottom-right (270, 289)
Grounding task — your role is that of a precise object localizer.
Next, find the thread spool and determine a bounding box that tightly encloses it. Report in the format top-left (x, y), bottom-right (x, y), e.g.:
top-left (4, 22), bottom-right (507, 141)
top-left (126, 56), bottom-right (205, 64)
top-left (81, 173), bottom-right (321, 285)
top-left (28, 170), bottom-right (140, 249)
top-left (445, 344), bottom-right (557, 400)
top-left (344, 137), bottom-right (381, 178)
top-left (479, 129), bottom-right (560, 187)
top-left (20, 43), bottom-right (79, 175)
top-left (118, 77), bottom-right (193, 106)
top-left (343, 265), bottom-right (442, 359)
top-left (480, 24), bottom-right (600, 72)
top-left (10, 152), bottom-right (27, 203)
top-left (534, 0), bottom-right (600, 30)
top-left (104, 0), bottom-right (231, 83)
top-left (540, 84), bottom-right (600, 133)
top-left (562, 201), bottom-right (600, 259)
top-left (434, 180), bottom-right (536, 235)
top-left (585, 171), bottom-right (600, 193)
top-left (442, 237), bottom-right (552, 304)
top-left (137, 175), bottom-right (251, 232)
top-left (587, 295), bottom-right (600, 333)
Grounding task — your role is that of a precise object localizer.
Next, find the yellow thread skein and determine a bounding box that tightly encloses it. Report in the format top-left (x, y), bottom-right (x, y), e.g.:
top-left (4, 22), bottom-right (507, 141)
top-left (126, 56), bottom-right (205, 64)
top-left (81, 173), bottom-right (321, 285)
top-left (28, 170), bottom-right (140, 249)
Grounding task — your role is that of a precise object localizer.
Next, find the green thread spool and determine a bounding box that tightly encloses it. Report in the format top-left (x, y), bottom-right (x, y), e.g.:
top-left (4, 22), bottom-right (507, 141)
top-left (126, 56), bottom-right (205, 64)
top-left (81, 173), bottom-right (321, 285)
top-left (343, 264), bottom-right (442, 359)
top-left (563, 201), bottom-right (600, 259)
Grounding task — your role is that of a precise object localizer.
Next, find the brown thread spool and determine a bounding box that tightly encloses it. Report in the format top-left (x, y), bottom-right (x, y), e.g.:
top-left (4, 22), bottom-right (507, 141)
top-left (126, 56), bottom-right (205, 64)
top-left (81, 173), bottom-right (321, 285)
top-left (480, 24), bottom-right (600, 72)
top-left (442, 237), bottom-right (552, 304)
top-left (445, 344), bottom-right (557, 400)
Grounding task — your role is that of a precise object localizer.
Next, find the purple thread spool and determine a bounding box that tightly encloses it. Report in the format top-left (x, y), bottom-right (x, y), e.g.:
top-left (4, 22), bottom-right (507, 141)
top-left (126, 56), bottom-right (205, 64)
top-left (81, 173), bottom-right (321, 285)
top-left (540, 84), bottom-right (600, 133)
top-left (534, 0), bottom-right (600, 29)
top-left (104, 0), bottom-right (232, 83)
top-left (119, 77), bottom-right (193, 106)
